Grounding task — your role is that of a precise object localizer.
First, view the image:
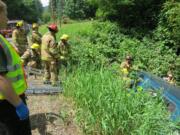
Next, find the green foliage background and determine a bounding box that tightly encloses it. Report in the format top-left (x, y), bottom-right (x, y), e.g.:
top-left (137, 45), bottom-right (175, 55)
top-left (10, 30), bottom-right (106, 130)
top-left (95, 0), bottom-right (165, 29)
top-left (55, 0), bottom-right (180, 54)
top-left (3, 0), bottom-right (43, 23)
top-left (155, 1), bottom-right (180, 54)
top-left (40, 0), bottom-right (180, 134)
top-left (67, 21), bottom-right (179, 84)
top-left (64, 0), bottom-right (96, 19)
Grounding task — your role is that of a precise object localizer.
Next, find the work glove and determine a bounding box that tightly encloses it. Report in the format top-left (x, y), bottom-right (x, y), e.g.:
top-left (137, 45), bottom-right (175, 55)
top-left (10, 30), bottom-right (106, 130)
top-left (15, 101), bottom-right (29, 120)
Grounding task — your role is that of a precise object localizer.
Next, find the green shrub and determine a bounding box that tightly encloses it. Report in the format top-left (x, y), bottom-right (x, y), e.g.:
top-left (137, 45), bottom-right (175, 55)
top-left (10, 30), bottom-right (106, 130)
top-left (155, 1), bottom-right (180, 54)
top-left (69, 21), bottom-right (179, 83)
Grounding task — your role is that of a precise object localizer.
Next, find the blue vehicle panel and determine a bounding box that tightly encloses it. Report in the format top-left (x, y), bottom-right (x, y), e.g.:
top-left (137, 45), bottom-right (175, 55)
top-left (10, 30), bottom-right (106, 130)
top-left (137, 71), bottom-right (180, 122)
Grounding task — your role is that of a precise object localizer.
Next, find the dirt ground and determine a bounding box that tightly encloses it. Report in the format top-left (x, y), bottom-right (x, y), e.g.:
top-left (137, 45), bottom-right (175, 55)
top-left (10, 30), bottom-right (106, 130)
top-left (27, 94), bottom-right (82, 135)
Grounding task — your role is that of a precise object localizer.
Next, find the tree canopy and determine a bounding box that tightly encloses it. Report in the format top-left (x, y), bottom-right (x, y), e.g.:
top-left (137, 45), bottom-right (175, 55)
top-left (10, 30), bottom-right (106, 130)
top-left (49, 0), bottom-right (97, 20)
top-left (94, 0), bottom-right (165, 29)
top-left (3, 0), bottom-right (43, 23)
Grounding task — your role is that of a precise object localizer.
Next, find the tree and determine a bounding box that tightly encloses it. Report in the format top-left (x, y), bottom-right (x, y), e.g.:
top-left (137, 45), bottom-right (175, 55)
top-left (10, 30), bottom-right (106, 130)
top-left (49, 0), bottom-right (58, 21)
top-left (23, 0), bottom-right (43, 22)
top-left (48, 0), bottom-right (96, 20)
top-left (3, 0), bottom-right (43, 23)
top-left (96, 0), bottom-right (165, 29)
top-left (42, 6), bottom-right (51, 23)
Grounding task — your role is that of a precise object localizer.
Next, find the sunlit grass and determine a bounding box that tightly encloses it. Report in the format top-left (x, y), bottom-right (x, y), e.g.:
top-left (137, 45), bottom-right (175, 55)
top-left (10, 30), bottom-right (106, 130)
top-left (39, 21), bottom-right (93, 42)
top-left (63, 66), bottom-right (175, 135)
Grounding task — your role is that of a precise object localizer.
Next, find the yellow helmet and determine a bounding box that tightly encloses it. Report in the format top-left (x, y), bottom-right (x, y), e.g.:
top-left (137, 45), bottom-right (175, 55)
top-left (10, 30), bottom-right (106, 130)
top-left (32, 23), bottom-right (39, 29)
top-left (31, 43), bottom-right (40, 49)
top-left (16, 21), bottom-right (24, 27)
top-left (61, 34), bottom-right (69, 41)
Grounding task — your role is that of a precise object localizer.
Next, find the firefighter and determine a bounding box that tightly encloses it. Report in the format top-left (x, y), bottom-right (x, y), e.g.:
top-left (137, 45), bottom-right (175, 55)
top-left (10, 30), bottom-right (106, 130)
top-left (41, 24), bottom-right (59, 86)
top-left (120, 55), bottom-right (134, 77)
top-left (12, 21), bottom-right (28, 56)
top-left (29, 23), bottom-right (42, 47)
top-left (0, 1), bottom-right (31, 134)
top-left (21, 43), bottom-right (41, 69)
top-left (163, 71), bottom-right (176, 85)
top-left (58, 34), bottom-right (71, 69)
top-left (120, 55), bottom-right (135, 87)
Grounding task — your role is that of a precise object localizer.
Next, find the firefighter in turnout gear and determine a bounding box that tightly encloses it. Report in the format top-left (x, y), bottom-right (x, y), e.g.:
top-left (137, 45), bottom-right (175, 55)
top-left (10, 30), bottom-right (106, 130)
top-left (58, 34), bottom-right (71, 68)
top-left (120, 55), bottom-right (135, 87)
top-left (0, 1), bottom-right (32, 134)
top-left (21, 43), bottom-right (41, 69)
top-left (120, 55), bottom-right (133, 78)
top-left (12, 21), bottom-right (28, 56)
top-left (29, 23), bottom-right (42, 47)
top-left (163, 71), bottom-right (176, 85)
top-left (41, 24), bottom-right (59, 86)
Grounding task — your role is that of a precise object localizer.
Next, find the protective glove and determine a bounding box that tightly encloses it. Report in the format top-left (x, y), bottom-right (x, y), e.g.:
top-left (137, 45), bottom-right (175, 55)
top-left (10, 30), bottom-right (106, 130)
top-left (15, 101), bottom-right (29, 120)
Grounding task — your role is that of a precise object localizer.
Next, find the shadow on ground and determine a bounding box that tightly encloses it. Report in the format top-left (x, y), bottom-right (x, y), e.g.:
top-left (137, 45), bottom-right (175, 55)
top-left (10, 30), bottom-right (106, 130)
top-left (30, 113), bottom-right (60, 135)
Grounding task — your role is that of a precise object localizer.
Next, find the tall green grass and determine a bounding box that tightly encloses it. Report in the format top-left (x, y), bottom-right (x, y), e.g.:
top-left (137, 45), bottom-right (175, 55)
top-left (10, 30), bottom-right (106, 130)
top-left (63, 67), bottom-right (175, 135)
top-left (39, 21), bottom-right (93, 42)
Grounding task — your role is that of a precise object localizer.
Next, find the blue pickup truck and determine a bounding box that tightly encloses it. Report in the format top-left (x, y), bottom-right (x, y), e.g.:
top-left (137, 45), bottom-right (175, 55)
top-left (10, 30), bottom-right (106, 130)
top-left (137, 71), bottom-right (180, 122)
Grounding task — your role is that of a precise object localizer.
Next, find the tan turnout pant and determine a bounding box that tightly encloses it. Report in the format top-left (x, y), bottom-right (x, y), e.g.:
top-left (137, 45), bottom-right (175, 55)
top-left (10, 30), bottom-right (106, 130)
top-left (43, 60), bottom-right (58, 83)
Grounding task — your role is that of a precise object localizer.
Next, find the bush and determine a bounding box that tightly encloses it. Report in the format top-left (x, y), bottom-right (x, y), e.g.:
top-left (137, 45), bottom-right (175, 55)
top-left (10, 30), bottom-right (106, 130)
top-left (69, 21), bottom-right (179, 83)
top-left (154, 1), bottom-right (180, 54)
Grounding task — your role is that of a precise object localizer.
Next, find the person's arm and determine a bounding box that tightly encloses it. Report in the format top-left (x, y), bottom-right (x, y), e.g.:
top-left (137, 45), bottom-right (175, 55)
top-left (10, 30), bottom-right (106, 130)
top-left (27, 34), bottom-right (33, 47)
top-left (0, 75), bottom-right (29, 120)
top-left (0, 75), bottom-right (22, 106)
top-left (12, 30), bottom-right (18, 46)
top-left (12, 30), bottom-right (20, 53)
top-left (23, 31), bottom-right (28, 50)
top-left (34, 32), bottom-right (42, 44)
top-left (21, 50), bottom-right (30, 63)
top-left (49, 39), bottom-right (59, 56)
top-left (120, 62), bottom-right (125, 69)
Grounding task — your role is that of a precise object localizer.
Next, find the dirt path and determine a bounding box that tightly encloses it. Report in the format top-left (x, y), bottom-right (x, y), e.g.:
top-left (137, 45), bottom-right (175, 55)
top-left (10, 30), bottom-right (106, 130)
top-left (27, 95), bottom-right (82, 135)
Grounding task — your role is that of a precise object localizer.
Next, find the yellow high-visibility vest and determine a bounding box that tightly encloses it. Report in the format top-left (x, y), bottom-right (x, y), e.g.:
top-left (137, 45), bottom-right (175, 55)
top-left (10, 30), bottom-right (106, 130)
top-left (0, 34), bottom-right (27, 99)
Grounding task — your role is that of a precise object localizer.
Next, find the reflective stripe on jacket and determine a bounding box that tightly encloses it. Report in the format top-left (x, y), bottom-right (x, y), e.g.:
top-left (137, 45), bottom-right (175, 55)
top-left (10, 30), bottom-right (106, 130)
top-left (0, 34), bottom-right (27, 99)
